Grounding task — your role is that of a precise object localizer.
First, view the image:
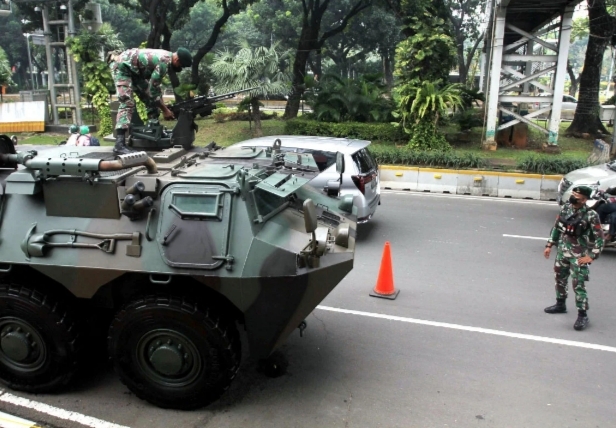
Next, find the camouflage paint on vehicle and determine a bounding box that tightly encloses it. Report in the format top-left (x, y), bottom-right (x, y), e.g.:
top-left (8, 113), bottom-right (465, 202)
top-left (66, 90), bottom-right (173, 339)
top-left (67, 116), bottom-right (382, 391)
top-left (0, 141), bottom-right (356, 409)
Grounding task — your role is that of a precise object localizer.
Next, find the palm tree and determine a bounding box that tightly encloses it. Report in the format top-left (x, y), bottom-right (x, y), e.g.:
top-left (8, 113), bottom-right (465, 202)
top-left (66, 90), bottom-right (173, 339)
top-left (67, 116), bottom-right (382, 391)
top-left (210, 41), bottom-right (291, 136)
top-left (307, 73), bottom-right (395, 123)
top-left (404, 81), bottom-right (463, 126)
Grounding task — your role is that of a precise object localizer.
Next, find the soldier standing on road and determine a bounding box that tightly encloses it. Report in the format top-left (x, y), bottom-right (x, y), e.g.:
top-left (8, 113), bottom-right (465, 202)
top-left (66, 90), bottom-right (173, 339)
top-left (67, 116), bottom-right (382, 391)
top-left (107, 48), bottom-right (192, 155)
top-left (544, 186), bottom-right (604, 331)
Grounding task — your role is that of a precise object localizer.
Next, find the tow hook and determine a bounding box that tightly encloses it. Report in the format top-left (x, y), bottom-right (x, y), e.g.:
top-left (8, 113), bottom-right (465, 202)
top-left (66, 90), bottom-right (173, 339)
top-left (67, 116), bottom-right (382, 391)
top-left (298, 320), bottom-right (307, 337)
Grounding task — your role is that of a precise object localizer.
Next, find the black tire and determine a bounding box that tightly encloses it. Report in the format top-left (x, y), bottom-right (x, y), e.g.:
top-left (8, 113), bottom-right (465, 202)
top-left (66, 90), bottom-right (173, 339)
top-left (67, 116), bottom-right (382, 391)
top-left (0, 284), bottom-right (82, 392)
top-left (108, 295), bottom-right (241, 410)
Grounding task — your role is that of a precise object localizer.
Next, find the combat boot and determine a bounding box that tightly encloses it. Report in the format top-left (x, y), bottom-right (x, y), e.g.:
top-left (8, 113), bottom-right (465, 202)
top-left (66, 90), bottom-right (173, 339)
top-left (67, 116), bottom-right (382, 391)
top-left (113, 131), bottom-right (134, 155)
top-left (574, 311), bottom-right (589, 331)
top-left (544, 299), bottom-right (567, 314)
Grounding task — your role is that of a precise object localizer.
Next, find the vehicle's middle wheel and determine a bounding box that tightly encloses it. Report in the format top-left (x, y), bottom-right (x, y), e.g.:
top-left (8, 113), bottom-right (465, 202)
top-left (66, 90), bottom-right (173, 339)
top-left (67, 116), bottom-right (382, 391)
top-left (108, 295), bottom-right (240, 410)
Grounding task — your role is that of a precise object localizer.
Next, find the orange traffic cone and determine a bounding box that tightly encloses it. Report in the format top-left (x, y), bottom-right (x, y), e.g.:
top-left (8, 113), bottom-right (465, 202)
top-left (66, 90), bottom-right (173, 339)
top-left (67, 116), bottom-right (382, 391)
top-left (369, 241), bottom-right (399, 300)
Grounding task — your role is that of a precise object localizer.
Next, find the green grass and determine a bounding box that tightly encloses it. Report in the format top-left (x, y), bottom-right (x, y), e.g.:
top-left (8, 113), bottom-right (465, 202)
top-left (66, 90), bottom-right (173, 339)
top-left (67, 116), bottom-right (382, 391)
top-left (10, 114), bottom-right (611, 172)
top-left (190, 117), bottom-right (286, 147)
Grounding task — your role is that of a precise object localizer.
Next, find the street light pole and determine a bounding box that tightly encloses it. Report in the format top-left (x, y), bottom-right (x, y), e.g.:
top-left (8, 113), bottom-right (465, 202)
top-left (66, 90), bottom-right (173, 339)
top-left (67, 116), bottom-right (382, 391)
top-left (23, 33), bottom-right (35, 90)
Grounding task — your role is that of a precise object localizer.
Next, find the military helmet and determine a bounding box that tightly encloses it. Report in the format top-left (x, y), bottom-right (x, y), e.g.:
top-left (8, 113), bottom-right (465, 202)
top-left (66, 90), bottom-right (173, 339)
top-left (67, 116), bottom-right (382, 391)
top-left (68, 124), bottom-right (79, 134)
top-left (79, 125), bottom-right (90, 135)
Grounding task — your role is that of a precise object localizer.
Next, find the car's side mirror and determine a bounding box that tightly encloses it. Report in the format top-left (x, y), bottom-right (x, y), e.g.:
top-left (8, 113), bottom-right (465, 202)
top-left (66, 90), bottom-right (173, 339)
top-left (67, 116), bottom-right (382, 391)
top-left (303, 199), bottom-right (318, 233)
top-left (336, 152), bottom-right (345, 174)
top-left (325, 179), bottom-right (341, 197)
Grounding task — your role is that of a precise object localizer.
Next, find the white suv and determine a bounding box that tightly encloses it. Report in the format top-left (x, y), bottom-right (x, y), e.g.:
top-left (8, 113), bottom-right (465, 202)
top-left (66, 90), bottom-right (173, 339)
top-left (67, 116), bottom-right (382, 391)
top-left (230, 136), bottom-right (381, 223)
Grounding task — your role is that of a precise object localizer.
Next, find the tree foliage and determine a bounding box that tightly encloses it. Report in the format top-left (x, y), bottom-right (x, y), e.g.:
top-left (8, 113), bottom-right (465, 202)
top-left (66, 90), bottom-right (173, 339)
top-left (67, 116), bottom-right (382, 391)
top-left (0, 47), bottom-right (13, 88)
top-left (394, 11), bottom-right (456, 87)
top-left (443, 0), bottom-right (486, 87)
top-left (66, 24), bottom-right (124, 136)
top-left (100, 0), bottom-right (149, 48)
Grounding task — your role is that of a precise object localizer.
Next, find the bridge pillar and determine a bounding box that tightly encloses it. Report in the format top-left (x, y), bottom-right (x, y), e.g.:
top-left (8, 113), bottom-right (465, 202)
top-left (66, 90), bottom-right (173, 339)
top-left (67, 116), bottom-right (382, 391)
top-left (483, 0), bottom-right (579, 148)
top-left (547, 5), bottom-right (574, 145)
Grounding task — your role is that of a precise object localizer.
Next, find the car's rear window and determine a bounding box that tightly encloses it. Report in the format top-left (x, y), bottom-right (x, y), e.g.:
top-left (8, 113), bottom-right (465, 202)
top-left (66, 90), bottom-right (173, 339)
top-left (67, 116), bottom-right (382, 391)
top-left (279, 148), bottom-right (336, 172)
top-left (352, 148), bottom-right (377, 174)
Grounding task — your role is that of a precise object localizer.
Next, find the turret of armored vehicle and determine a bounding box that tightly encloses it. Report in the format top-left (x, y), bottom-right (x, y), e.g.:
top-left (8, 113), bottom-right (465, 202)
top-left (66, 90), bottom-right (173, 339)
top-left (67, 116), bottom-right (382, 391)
top-left (0, 136), bottom-right (356, 409)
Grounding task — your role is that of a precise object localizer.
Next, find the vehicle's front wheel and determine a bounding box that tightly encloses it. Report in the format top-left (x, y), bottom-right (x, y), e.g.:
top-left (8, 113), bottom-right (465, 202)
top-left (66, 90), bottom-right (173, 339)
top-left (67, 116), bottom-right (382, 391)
top-left (0, 284), bottom-right (82, 392)
top-left (108, 295), bottom-right (241, 410)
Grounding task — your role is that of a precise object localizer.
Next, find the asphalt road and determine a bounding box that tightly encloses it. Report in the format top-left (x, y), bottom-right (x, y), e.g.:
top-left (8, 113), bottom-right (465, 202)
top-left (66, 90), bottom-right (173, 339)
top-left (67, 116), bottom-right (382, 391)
top-left (1, 191), bottom-right (616, 428)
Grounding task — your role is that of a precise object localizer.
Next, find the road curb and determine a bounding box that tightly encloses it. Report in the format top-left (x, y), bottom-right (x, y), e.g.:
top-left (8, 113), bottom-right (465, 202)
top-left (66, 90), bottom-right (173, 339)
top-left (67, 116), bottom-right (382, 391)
top-left (380, 165), bottom-right (562, 201)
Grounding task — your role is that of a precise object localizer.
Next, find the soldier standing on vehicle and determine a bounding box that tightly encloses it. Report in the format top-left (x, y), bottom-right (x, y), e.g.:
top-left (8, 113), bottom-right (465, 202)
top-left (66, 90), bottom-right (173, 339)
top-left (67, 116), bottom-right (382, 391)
top-left (108, 47), bottom-right (192, 155)
top-left (543, 186), bottom-right (604, 331)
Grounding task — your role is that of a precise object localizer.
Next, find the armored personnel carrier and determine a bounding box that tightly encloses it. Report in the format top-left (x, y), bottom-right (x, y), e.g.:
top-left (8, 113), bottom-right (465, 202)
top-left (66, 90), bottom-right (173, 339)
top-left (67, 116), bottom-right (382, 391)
top-left (0, 134), bottom-right (356, 409)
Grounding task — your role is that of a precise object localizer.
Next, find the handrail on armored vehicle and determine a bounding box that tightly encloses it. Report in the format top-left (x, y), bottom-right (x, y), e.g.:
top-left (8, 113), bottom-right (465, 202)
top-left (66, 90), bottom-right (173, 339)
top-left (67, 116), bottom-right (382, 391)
top-left (0, 150), bottom-right (158, 176)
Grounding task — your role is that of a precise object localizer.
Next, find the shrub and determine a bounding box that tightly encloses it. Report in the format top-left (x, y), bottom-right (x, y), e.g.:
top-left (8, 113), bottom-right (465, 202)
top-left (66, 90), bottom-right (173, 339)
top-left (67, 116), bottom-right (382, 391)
top-left (452, 109), bottom-right (484, 131)
top-left (305, 73), bottom-right (395, 123)
top-left (284, 118), bottom-right (406, 143)
top-left (516, 153), bottom-right (590, 175)
top-left (407, 120), bottom-right (452, 151)
top-left (368, 145), bottom-right (488, 169)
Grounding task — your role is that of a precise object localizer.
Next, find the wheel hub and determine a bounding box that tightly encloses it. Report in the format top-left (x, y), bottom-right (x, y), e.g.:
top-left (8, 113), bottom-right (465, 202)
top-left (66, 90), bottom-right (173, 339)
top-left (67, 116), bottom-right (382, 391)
top-left (1, 328), bottom-right (33, 362)
top-left (149, 342), bottom-right (186, 376)
top-left (0, 318), bottom-right (45, 371)
top-left (136, 329), bottom-right (201, 387)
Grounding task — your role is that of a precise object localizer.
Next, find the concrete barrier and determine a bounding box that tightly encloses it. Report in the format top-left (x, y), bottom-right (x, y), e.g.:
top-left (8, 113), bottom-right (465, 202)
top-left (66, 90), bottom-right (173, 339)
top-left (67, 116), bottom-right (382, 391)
top-left (417, 168), bottom-right (457, 193)
top-left (456, 171), bottom-right (499, 197)
top-left (378, 166), bottom-right (419, 191)
top-left (380, 165), bottom-right (561, 201)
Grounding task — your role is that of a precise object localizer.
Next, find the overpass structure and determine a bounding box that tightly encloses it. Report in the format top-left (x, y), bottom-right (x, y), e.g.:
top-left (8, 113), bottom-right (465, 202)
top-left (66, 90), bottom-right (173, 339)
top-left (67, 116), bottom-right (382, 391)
top-left (482, 0), bottom-right (582, 147)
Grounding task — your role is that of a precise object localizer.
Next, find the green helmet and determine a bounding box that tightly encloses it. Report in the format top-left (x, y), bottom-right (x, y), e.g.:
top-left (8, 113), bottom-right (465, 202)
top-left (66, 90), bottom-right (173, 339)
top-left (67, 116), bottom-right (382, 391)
top-left (68, 124), bottom-right (79, 134)
top-left (79, 125), bottom-right (90, 135)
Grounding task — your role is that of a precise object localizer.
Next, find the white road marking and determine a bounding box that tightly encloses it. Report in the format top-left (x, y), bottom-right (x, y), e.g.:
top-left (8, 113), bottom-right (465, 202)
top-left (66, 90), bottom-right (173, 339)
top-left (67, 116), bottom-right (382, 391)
top-left (0, 391), bottom-right (129, 428)
top-left (382, 190), bottom-right (555, 205)
top-left (316, 306), bottom-right (616, 353)
top-left (0, 410), bottom-right (37, 428)
top-left (503, 234), bottom-right (547, 241)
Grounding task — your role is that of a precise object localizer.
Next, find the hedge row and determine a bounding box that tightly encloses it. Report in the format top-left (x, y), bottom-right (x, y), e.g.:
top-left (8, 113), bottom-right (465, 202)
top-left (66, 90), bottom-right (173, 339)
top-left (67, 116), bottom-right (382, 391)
top-left (283, 119), bottom-right (589, 174)
top-left (284, 118), bottom-right (406, 144)
top-left (515, 153), bottom-right (590, 175)
top-left (368, 146), bottom-right (590, 174)
top-left (368, 145), bottom-right (488, 169)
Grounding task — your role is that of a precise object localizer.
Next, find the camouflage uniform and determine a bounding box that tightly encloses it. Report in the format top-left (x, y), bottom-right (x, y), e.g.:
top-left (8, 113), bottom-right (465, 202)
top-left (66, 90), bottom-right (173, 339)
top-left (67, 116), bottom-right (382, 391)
top-left (109, 48), bottom-right (172, 130)
top-left (547, 203), bottom-right (604, 311)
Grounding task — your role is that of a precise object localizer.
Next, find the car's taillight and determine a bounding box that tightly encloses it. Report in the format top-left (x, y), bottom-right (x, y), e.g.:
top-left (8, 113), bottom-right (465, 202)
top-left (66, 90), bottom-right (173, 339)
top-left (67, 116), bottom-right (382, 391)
top-left (351, 174), bottom-right (372, 195)
top-left (351, 175), bottom-right (365, 195)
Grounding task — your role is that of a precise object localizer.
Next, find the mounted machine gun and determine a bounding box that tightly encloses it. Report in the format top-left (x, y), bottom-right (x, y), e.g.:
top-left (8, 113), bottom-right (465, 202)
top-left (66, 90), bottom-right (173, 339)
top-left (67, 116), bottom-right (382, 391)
top-left (129, 88), bottom-right (257, 151)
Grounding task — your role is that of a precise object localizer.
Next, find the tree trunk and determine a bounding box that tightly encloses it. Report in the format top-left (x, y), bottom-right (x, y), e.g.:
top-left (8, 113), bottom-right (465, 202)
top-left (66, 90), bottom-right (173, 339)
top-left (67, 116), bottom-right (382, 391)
top-left (566, 0), bottom-right (614, 135)
top-left (383, 48), bottom-right (393, 89)
top-left (456, 41), bottom-right (467, 86)
top-left (190, 0), bottom-right (239, 88)
top-left (284, 27), bottom-right (315, 119)
top-left (566, 60), bottom-right (579, 97)
top-left (146, 0), bottom-right (167, 49)
top-left (283, 0), bottom-right (370, 119)
top-left (251, 97), bottom-right (262, 137)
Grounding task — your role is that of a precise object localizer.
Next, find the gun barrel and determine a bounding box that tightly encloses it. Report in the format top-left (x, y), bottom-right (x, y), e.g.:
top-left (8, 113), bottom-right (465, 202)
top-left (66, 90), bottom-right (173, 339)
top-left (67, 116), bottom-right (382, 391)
top-left (168, 87), bottom-right (259, 117)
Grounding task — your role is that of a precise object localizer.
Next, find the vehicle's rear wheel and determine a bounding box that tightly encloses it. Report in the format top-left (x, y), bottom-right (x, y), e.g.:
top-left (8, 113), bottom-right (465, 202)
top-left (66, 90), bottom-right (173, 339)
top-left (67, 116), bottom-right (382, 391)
top-left (0, 284), bottom-right (82, 392)
top-left (108, 295), bottom-right (241, 409)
